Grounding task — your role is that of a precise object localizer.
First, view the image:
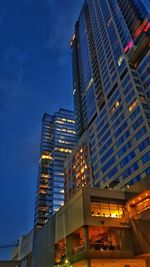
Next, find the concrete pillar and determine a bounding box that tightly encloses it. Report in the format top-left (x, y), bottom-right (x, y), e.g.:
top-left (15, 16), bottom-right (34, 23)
top-left (83, 225), bottom-right (89, 251)
top-left (66, 235), bottom-right (72, 257)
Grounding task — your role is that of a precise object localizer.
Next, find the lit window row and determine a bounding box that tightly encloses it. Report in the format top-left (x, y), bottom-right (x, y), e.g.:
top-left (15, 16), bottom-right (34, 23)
top-left (111, 100), bottom-right (120, 113)
top-left (86, 78), bottom-right (94, 92)
top-left (56, 128), bottom-right (76, 134)
top-left (58, 140), bottom-right (71, 145)
top-left (91, 202), bottom-right (125, 218)
top-left (41, 154), bottom-right (52, 160)
top-left (128, 99), bottom-right (138, 112)
top-left (55, 147), bottom-right (72, 153)
top-left (40, 174), bottom-right (50, 179)
top-left (58, 118), bottom-right (75, 123)
top-left (118, 55), bottom-right (124, 66)
top-left (55, 120), bottom-right (65, 125)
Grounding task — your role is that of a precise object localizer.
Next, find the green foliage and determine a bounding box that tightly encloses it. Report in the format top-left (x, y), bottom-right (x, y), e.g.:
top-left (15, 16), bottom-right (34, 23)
top-left (54, 263), bottom-right (72, 267)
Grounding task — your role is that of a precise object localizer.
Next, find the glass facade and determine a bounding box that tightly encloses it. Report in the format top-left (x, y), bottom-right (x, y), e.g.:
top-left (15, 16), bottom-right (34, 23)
top-left (91, 201), bottom-right (126, 218)
top-left (34, 109), bottom-right (76, 229)
top-left (71, 0), bottom-right (150, 191)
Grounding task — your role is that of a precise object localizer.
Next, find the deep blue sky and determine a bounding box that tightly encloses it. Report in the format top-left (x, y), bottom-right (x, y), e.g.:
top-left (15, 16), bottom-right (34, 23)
top-left (0, 0), bottom-right (83, 259)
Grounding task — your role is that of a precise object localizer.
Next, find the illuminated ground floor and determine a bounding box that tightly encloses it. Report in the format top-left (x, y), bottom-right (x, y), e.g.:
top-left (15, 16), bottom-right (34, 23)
top-left (72, 258), bottom-right (146, 267)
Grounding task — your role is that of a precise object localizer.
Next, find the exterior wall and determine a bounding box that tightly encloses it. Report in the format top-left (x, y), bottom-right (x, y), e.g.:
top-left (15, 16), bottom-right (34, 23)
top-left (64, 130), bottom-right (93, 201)
top-left (0, 262), bottom-right (20, 267)
top-left (12, 230), bottom-right (33, 267)
top-left (55, 189), bottom-right (84, 243)
top-left (130, 217), bottom-right (150, 255)
top-left (127, 175), bottom-right (150, 193)
top-left (31, 216), bottom-right (55, 267)
top-left (12, 247), bottom-right (19, 261)
top-left (18, 231), bottom-right (33, 261)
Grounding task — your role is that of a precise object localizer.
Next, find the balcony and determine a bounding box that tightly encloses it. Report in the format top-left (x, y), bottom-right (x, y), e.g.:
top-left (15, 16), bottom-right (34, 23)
top-left (70, 244), bottom-right (134, 263)
top-left (66, 226), bottom-right (134, 264)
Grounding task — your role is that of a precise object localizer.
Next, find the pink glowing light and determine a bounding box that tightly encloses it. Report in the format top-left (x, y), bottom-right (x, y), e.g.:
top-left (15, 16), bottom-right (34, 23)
top-left (144, 22), bottom-right (150, 32)
top-left (124, 40), bottom-right (134, 53)
top-left (134, 25), bottom-right (143, 39)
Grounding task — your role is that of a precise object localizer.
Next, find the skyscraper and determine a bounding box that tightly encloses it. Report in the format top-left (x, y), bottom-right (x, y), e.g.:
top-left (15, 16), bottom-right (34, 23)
top-left (71, 0), bottom-right (150, 190)
top-left (64, 130), bottom-right (93, 201)
top-left (34, 109), bottom-right (76, 229)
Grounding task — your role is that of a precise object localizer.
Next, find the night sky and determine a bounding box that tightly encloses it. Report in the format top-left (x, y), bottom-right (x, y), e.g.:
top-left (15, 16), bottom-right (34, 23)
top-left (0, 0), bottom-right (83, 259)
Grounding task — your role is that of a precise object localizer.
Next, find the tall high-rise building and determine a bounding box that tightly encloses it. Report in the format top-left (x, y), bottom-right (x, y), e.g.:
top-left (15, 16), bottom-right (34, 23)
top-left (71, 0), bottom-right (150, 191)
top-left (64, 130), bottom-right (93, 201)
top-left (34, 108), bottom-right (76, 229)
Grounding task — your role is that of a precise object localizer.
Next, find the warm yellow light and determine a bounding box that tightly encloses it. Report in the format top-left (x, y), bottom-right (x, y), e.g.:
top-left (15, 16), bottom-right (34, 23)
top-left (41, 153), bottom-right (52, 160)
top-left (56, 120), bottom-right (64, 124)
top-left (86, 78), bottom-right (94, 92)
top-left (67, 119), bottom-right (75, 123)
top-left (55, 147), bottom-right (72, 153)
top-left (112, 100), bottom-right (120, 113)
top-left (65, 259), bottom-right (69, 264)
top-left (72, 34), bottom-right (76, 41)
top-left (56, 128), bottom-right (75, 134)
top-left (60, 189), bottom-right (64, 193)
top-left (58, 140), bottom-right (70, 144)
top-left (115, 100), bottom-right (120, 108)
top-left (40, 174), bottom-right (50, 178)
top-left (81, 168), bottom-right (84, 173)
top-left (118, 55), bottom-right (124, 66)
top-left (129, 99), bottom-right (138, 112)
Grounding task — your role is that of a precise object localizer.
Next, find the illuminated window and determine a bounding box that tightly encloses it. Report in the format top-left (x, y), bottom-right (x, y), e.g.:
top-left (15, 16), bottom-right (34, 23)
top-left (60, 189), bottom-right (64, 193)
top-left (111, 100), bottom-right (120, 113)
top-left (86, 78), bottom-right (94, 92)
top-left (124, 40), bottom-right (133, 53)
top-left (41, 154), bottom-right (52, 160)
top-left (128, 99), bottom-right (138, 112)
top-left (39, 189), bottom-right (46, 194)
top-left (134, 24), bottom-right (144, 39)
top-left (59, 118), bottom-right (75, 123)
top-left (58, 140), bottom-right (71, 145)
top-left (39, 206), bottom-right (48, 212)
top-left (118, 55), bottom-right (124, 66)
top-left (55, 147), bottom-right (72, 153)
top-left (144, 22), bottom-right (150, 32)
top-left (130, 193), bottom-right (150, 214)
top-left (40, 174), bottom-right (50, 178)
top-left (67, 119), bottom-right (75, 123)
top-left (56, 120), bottom-right (64, 125)
top-left (131, 196), bottom-right (150, 215)
top-left (107, 17), bottom-right (112, 27)
top-left (56, 128), bottom-right (76, 134)
top-left (91, 202), bottom-right (125, 218)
